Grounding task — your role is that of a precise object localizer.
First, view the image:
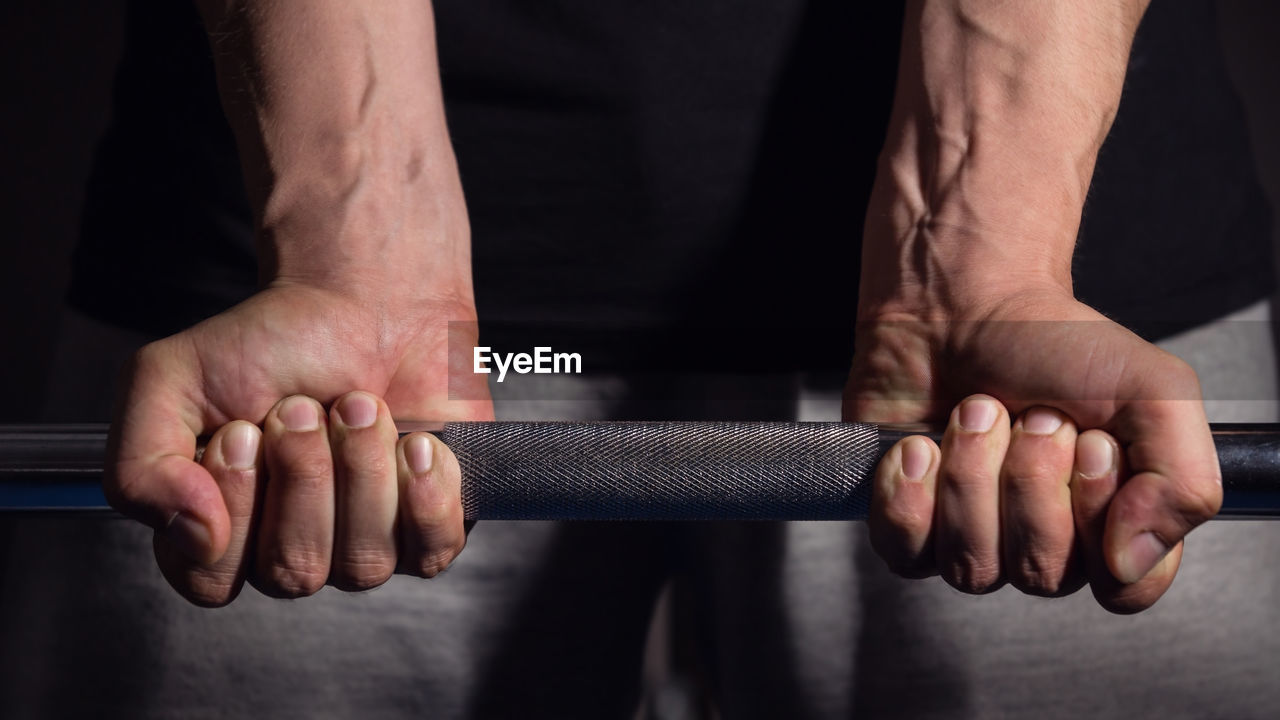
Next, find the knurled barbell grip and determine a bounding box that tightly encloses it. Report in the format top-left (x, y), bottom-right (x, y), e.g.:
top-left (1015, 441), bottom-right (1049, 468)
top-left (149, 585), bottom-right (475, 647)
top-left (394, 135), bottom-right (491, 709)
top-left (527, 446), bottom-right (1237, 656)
top-left (443, 421), bottom-right (1280, 520)
top-left (445, 421), bottom-right (884, 520)
top-left (0, 422), bottom-right (1277, 518)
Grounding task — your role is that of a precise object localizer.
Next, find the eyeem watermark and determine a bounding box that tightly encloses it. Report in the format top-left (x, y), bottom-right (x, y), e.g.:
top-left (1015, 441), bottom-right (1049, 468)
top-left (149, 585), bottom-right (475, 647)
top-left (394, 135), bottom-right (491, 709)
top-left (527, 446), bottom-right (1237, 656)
top-left (473, 346), bottom-right (583, 382)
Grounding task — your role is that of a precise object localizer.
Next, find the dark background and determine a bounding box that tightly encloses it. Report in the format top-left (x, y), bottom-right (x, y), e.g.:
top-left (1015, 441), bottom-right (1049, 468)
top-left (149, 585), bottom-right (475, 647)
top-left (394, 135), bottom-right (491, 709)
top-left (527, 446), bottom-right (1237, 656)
top-left (1, 2), bottom-right (1277, 422)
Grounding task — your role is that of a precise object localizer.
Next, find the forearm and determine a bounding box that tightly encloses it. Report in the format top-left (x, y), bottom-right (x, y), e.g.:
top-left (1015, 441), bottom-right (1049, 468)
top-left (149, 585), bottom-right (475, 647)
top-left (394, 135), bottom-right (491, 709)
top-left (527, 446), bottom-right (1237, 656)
top-left (197, 0), bottom-right (472, 304)
top-left (860, 0), bottom-right (1150, 319)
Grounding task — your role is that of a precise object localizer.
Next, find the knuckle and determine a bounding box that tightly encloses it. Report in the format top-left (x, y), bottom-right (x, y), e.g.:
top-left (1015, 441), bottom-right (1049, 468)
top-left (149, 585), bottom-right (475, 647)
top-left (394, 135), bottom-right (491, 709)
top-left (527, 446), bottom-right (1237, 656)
top-left (260, 565), bottom-right (327, 598)
top-left (332, 559), bottom-right (395, 592)
top-left (1112, 480), bottom-right (1159, 526)
top-left (332, 546), bottom-right (396, 591)
top-left (1177, 480), bottom-right (1222, 527)
top-left (880, 501), bottom-right (928, 534)
top-left (131, 341), bottom-right (167, 375)
top-left (1002, 467), bottom-right (1058, 495)
top-left (182, 578), bottom-right (241, 609)
top-left (940, 465), bottom-right (995, 494)
top-left (1144, 352), bottom-right (1204, 403)
top-left (278, 468), bottom-right (333, 495)
top-left (1161, 355), bottom-right (1201, 393)
top-left (258, 550), bottom-right (328, 598)
top-left (104, 466), bottom-right (167, 525)
top-left (267, 448), bottom-right (334, 489)
top-left (103, 471), bottom-right (142, 512)
top-left (336, 447), bottom-right (392, 482)
top-left (941, 551), bottom-right (1002, 594)
top-left (411, 542), bottom-right (464, 579)
top-left (409, 488), bottom-right (456, 529)
top-left (1005, 431), bottom-right (1074, 476)
top-left (1010, 552), bottom-right (1070, 596)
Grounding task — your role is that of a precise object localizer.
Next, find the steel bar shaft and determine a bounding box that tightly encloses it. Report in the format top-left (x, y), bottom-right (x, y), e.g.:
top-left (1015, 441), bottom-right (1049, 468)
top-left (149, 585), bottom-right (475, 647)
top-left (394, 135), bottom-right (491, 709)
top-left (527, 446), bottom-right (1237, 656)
top-left (1, 423), bottom-right (1278, 518)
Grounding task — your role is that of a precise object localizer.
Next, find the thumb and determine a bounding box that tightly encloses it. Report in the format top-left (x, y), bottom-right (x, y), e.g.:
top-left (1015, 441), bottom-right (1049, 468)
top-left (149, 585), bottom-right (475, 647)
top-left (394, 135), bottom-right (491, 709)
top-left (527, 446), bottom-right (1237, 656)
top-left (104, 341), bottom-right (231, 564)
top-left (1104, 359), bottom-right (1221, 586)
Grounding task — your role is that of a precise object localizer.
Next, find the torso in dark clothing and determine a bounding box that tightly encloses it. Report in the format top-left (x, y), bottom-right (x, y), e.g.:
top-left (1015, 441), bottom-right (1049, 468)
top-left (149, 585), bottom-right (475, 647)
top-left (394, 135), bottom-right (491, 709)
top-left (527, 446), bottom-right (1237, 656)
top-left (68, 0), bottom-right (1274, 371)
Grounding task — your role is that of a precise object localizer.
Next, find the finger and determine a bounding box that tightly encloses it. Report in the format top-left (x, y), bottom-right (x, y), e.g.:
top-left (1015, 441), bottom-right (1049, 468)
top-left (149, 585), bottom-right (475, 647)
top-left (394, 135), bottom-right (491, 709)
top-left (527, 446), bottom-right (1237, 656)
top-left (1106, 371), bottom-right (1220, 588)
top-left (1072, 429), bottom-right (1182, 614)
top-left (935, 394), bottom-right (1010, 594)
top-left (395, 432), bottom-right (466, 578)
top-left (105, 341), bottom-right (230, 564)
top-left (1000, 407), bottom-right (1080, 596)
top-left (252, 395), bottom-right (334, 598)
top-left (869, 435), bottom-right (940, 578)
top-left (155, 421), bottom-right (263, 607)
top-left (328, 391), bottom-right (399, 591)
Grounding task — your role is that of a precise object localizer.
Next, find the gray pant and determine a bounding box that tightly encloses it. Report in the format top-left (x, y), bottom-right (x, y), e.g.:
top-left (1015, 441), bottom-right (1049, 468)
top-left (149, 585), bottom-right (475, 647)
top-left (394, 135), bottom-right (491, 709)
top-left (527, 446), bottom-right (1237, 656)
top-left (3, 304), bottom-right (1279, 718)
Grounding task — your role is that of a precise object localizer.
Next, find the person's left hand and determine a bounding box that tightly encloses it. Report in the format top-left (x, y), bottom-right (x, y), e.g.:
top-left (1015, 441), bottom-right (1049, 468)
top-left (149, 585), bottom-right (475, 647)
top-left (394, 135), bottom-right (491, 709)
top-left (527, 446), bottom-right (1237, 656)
top-left (844, 284), bottom-right (1222, 613)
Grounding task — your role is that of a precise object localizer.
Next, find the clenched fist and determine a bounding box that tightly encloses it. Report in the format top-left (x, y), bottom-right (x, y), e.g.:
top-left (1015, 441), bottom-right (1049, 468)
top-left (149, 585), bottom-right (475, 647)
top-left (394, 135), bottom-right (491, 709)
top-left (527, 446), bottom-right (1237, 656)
top-left (847, 287), bottom-right (1222, 613)
top-left (105, 284), bottom-right (493, 606)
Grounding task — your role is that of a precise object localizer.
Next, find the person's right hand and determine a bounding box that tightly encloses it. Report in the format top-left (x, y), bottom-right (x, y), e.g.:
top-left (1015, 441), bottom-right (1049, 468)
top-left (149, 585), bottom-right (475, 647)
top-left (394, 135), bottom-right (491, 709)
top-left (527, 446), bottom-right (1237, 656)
top-left (104, 282), bottom-right (494, 607)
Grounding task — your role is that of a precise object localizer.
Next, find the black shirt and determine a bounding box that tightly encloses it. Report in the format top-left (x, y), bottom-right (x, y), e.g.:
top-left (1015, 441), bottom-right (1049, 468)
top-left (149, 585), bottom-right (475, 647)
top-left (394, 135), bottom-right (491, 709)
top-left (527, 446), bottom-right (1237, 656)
top-left (69, 0), bottom-right (1273, 371)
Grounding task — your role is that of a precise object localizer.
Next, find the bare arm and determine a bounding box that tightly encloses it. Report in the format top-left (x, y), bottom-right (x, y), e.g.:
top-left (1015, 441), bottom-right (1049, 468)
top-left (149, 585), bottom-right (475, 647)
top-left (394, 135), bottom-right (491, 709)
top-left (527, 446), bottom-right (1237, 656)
top-left (849, 1), bottom-right (1221, 612)
top-left (106, 1), bottom-right (488, 605)
top-left (859, 0), bottom-right (1149, 317)
top-left (197, 0), bottom-right (472, 300)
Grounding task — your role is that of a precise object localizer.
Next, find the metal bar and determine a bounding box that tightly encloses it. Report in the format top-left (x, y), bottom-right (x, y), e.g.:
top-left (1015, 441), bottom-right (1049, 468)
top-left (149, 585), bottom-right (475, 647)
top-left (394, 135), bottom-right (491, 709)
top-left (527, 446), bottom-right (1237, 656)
top-left (1, 423), bottom-right (1278, 519)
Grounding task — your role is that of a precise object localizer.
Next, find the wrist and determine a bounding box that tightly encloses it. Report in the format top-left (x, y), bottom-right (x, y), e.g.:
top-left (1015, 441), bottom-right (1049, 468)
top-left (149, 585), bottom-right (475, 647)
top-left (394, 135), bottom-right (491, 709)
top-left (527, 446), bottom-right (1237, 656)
top-left (203, 0), bottom-right (472, 308)
top-left (856, 218), bottom-right (1075, 325)
top-left (858, 0), bottom-right (1140, 323)
top-left (258, 139), bottom-right (475, 307)
top-left (263, 219), bottom-right (475, 310)
top-left (857, 149), bottom-right (1078, 324)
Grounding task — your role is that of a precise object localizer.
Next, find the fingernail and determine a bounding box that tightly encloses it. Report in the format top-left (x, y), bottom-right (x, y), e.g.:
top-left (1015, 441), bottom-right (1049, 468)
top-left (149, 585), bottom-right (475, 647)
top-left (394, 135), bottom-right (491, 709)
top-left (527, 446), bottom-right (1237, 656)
top-left (1022, 407), bottom-right (1063, 435)
top-left (901, 437), bottom-right (931, 481)
top-left (1076, 433), bottom-right (1114, 477)
top-left (406, 435), bottom-right (433, 475)
top-left (1117, 531), bottom-right (1170, 584)
top-left (279, 396), bottom-right (320, 432)
top-left (336, 392), bottom-right (377, 429)
top-left (959, 397), bottom-right (998, 433)
top-left (165, 512), bottom-right (212, 563)
top-left (222, 423), bottom-right (259, 470)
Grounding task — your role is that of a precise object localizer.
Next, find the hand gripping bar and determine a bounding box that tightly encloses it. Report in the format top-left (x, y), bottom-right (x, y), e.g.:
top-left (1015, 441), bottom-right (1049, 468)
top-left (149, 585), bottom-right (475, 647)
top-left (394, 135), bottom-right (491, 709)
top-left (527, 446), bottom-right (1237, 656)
top-left (1, 422), bottom-right (1277, 519)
